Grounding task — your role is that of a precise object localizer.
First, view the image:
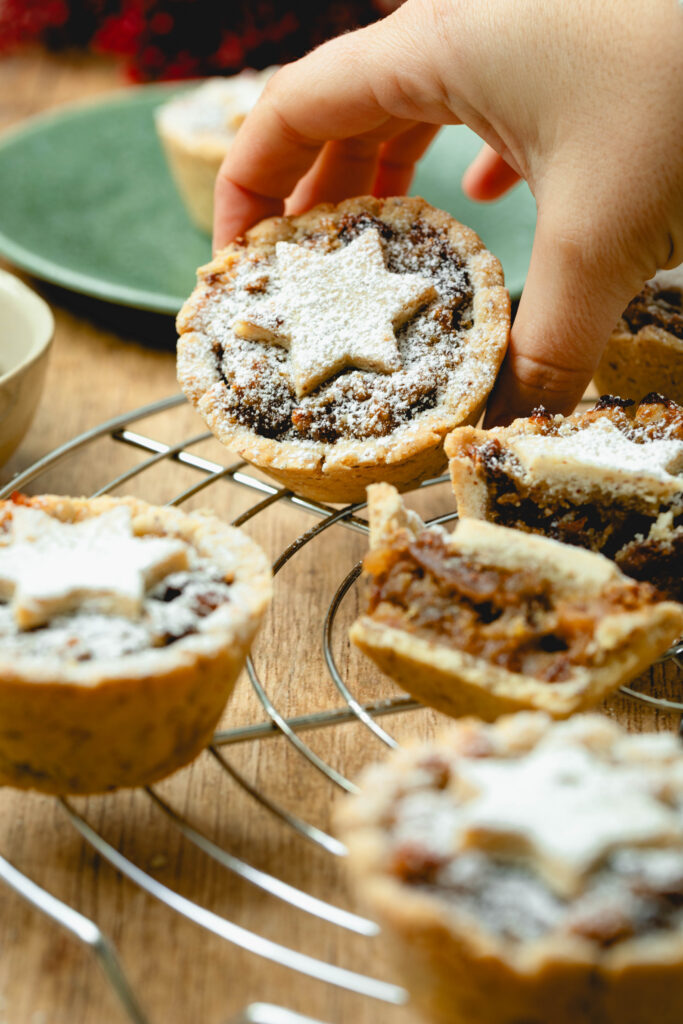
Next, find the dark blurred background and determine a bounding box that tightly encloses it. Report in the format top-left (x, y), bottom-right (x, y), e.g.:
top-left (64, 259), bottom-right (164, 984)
top-left (0, 1), bottom-right (403, 81)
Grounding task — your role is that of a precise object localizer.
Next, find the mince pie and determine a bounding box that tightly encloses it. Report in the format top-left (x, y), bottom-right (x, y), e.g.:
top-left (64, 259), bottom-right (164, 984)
top-left (349, 485), bottom-right (683, 720)
top-left (336, 713), bottom-right (683, 1024)
top-left (177, 195), bottom-right (510, 502)
top-left (446, 393), bottom-right (683, 601)
top-left (155, 69), bottom-right (277, 233)
top-left (0, 494), bottom-right (271, 793)
top-left (594, 267), bottom-right (683, 405)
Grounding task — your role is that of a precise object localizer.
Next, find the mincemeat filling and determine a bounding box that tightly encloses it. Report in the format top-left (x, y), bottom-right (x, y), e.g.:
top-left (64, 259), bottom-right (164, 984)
top-left (622, 282), bottom-right (683, 341)
top-left (364, 528), bottom-right (657, 682)
top-left (206, 214), bottom-right (475, 443)
top-left (471, 437), bottom-right (661, 556)
top-left (466, 397), bottom-right (683, 601)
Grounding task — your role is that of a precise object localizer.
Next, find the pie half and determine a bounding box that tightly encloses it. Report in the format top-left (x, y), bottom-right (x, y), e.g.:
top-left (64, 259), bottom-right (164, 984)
top-left (0, 494), bottom-right (272, 793)
top-left (177, 195), bottom-right (509, 503)
top-left (446, 393), bottom-right (683, 601)
top-left (349, 484), bottom-right (683, 720)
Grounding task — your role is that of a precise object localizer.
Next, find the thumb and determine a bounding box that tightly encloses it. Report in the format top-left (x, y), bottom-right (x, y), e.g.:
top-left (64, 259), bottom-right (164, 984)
top-left (484, 199), bottom-right (650, 426)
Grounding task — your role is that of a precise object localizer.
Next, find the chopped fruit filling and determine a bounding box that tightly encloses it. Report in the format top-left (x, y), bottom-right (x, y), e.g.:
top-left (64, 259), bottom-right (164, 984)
top-left (450, 395), bottom-right (683, 601)
top-left (0, 566), bottom-right (233, 662)
top-left (363, 528), bottom-right (659, 683)
top-left (200, 215), bottom-right (475, 443)
top-left (622, 281), bottom-right (683, 340)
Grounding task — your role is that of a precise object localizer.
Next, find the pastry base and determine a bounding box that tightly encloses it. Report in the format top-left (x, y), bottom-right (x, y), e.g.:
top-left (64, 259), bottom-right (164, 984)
top-left (0, 641), bottom-right (246, 794)
top-left (349, 609), bottom-right (682, 721)
top-left (350, 484), bottom-right (683, 720)
top-left (0, 494), bottom-right (271, 793)
top-left (593, 323), bottom-right (683, 406)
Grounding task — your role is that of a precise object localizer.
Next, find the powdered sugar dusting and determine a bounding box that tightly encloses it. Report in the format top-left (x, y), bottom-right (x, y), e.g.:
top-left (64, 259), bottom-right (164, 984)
top-left (0, 506), bottom-right (189, 629)
top-left (382, 717), bottom-right (683, 942)
top-left (457, 732), bottom-right (681, 897)
top-left (0, 564), bottom-right (234, 663)
top-left (188, 215), bottom-right (497, 447)
top-left (652, 263), bottom-right (683, 291)
top-left (510, 418), bottom-right (683, 491)
top-left (233, 229), bottom-right (436, 398)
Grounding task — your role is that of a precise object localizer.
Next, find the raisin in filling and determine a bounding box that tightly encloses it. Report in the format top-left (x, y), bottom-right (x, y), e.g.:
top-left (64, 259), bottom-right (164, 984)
top-left (211, 217), bottom-right (474, 444)
top-left (622, 282), bottom-right (683, 341)
top-left (363, 529), bottom-right (656, 682)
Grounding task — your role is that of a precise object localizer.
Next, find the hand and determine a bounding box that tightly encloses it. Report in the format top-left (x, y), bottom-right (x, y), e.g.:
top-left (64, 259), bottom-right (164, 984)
top-left (214, 0), bottom-right (683, 423)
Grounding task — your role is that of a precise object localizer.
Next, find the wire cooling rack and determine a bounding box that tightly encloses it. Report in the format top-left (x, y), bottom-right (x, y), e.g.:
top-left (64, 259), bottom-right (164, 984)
top-left (0, 392), bottom-right (681, 1024)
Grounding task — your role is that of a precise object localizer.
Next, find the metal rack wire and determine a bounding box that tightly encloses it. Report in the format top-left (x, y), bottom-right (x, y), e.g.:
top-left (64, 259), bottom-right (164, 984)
top-left (0, 393), bottom-right (680, 1024)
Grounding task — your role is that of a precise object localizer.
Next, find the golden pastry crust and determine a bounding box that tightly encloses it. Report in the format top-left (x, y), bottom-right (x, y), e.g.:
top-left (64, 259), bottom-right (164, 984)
top-left (155, 131), bottom-right (222, 233)
top-left (594, 275), bottom-right (683, 405)
top-left (335, 713), bottom-right (683, 1024)
top-left (0, 494), bottom-right (272, 794)
top-left (445, 394), bottom-right (683, 601)
top-left (177, 195), bottom-right (510, 503)
top-left (349, 484), bottom-right (683, 720)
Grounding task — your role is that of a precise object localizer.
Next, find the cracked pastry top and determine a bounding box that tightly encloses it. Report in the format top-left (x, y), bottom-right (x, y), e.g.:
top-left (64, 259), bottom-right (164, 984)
top-left (594, 266), bottom-right (683, 405)
top-left (177, 196), bottom-right (510, 503)
top-left (446, 393), bottom-right (683, 601)
top-left (0, 493), bottom-right (271, 794)
top-left (335, 713), bottom-right (683, 1024)
top-left (349, 484), bottom-right (683, 721)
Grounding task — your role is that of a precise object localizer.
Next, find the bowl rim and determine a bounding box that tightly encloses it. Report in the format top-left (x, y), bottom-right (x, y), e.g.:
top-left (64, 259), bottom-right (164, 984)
top-left (0, 268), bottom-right (54, 386)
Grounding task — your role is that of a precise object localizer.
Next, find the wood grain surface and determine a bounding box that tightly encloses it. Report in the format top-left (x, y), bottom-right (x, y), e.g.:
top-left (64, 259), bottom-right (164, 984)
top-left (0, 50), bottom-right (680, 1024)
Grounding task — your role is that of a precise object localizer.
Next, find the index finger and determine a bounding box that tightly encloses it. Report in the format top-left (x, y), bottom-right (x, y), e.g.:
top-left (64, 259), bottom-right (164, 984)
top-left (213, 19), bottom-right (444, 248)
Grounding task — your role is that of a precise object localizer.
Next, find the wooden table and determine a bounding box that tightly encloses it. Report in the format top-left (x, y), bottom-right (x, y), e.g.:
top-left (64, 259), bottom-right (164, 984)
top-left (0, 50), bottom-right (679, 1024)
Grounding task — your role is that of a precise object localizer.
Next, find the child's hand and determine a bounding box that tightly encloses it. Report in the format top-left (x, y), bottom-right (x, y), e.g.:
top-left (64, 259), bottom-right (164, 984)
top-left (214, 0), bottom-right (683, 423)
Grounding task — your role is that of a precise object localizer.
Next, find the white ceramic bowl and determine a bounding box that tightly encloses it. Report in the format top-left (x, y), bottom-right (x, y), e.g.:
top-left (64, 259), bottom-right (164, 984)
top-left (0, 269), bottom-right (54, 468)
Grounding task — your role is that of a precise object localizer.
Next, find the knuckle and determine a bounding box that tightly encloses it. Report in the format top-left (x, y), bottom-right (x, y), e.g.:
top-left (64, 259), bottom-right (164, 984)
top-left (510, 351), bottom-right (594, 395)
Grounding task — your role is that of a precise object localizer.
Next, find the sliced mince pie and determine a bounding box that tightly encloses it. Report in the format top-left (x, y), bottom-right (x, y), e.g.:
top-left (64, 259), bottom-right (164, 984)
top-left (446, 393), bottom-right (683, 601)
top-left (594, 266), bottom-right (683, 405)
top-left (349, 485), bottom-right (683, 721)
top-left (177, 195), bottom-right (509, 503)
top-left (0, 494), bottom-right (271, 794)
top-left (335, 713), bottom-right (683, 1024)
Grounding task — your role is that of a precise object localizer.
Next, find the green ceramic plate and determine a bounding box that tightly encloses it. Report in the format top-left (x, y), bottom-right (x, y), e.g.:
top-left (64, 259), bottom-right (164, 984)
top-left (0, 84), bottom-right (536, 314)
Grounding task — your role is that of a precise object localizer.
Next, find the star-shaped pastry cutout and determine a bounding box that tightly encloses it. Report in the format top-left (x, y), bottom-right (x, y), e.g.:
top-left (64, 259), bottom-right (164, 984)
top-left (0, 505), bottom-right (189, 629)
top-left (509, 419), bottom-right (683, 496)
top-left (232, 228), bottom-right (437, 398)
top-left (456, 736), bottom-right (681, 897)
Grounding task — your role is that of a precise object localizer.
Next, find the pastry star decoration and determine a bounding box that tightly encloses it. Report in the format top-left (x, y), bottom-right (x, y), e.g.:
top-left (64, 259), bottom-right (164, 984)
top-left (0, 505), bottom-right (189, 629)
top-left (456, 735), bottom-right (681, 898)
top-left (232, 228), bottom-right (437, 398)
top-left (510, 419), bottom-right (683, 490)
